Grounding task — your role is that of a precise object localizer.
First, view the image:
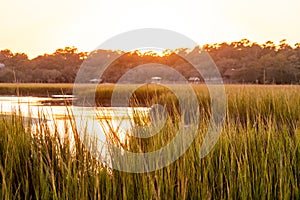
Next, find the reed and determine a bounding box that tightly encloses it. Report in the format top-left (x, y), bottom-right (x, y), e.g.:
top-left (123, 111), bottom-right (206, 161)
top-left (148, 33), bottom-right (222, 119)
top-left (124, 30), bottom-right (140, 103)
top-left (0, 85), bottom-right (299, 199)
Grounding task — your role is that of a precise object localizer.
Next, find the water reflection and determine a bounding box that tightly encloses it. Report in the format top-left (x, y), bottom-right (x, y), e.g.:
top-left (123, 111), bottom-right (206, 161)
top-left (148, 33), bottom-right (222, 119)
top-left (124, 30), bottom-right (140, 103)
top-left (0, 96), bottom-right (150, 166)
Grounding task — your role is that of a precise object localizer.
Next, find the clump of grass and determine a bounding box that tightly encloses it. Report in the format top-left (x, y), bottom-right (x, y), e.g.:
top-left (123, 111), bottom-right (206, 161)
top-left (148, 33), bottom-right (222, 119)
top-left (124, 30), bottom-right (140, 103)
top-left (0, 83), bottom-right (74, 96)
top-left (0, 85), bottom-right (299, 199)
top-left (0, 113), bottom-right (111, 199)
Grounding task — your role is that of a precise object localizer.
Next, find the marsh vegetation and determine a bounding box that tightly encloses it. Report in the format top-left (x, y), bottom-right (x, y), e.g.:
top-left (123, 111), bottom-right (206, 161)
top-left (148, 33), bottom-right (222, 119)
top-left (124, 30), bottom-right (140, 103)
top-left (0, 85), bottom-right (299, 199)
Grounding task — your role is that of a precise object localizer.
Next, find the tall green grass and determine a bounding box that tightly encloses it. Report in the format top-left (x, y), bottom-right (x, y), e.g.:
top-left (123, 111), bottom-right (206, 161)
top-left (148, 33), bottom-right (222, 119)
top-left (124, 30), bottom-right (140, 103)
top-left (0, 85), bottom-right (299, 199)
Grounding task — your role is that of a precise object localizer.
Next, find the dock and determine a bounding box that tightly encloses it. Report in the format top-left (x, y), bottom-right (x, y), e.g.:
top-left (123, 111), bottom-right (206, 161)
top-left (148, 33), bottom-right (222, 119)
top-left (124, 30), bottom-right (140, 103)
top-left (39, 95), bottom-right (77, 106)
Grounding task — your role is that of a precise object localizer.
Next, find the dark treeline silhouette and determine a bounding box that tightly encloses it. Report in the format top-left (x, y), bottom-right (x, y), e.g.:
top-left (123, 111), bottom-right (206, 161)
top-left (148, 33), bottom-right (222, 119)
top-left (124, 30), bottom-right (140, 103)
top-left (0, 39), bottom-right (300, 84)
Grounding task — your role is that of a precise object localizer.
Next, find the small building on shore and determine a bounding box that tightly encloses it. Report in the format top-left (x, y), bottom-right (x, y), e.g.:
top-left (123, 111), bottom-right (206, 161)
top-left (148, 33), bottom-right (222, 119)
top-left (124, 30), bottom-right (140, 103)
top-left (151, 76), bottom-right (162, 84)
top-left (188, 77), bottom-right (200, 84)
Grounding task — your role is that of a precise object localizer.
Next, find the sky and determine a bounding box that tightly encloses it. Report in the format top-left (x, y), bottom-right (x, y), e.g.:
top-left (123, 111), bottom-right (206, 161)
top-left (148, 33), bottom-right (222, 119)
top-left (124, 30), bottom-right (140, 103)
top-left (1, 0), bottom-right (300, 58)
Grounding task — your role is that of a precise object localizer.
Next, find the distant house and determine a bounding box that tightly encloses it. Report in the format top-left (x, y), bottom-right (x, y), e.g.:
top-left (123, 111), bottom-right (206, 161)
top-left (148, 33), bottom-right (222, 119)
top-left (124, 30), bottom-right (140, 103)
top-left (188, 77), bottom-right (200, 84)
top-left (89, 78), bottom-right (102, 84)
top-left (151, 77), bottom-right (162, 84)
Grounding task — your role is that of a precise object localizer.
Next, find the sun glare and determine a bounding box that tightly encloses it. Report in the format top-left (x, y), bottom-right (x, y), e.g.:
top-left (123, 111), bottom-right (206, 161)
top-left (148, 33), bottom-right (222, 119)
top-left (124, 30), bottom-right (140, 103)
top-left (130, 48), bottom-right (172, 57)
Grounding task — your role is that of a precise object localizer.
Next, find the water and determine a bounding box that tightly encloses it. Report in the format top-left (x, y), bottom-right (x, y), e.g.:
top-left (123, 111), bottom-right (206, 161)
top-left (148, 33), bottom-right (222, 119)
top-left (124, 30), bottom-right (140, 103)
top-left (0, 96), bottom-right (150, 166)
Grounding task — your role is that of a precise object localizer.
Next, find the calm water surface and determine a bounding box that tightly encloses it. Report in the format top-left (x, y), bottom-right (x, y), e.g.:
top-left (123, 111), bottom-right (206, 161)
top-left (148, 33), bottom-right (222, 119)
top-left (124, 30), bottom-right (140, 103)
top-left (0, 96), bottom-right (150, 164)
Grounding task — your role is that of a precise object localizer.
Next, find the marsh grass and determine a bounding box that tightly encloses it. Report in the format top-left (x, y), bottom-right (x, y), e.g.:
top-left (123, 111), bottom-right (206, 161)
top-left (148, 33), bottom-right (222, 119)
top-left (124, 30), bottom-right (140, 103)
top-left (0, 83), bottom-right (74, 96)
top-left (0, 85), bottom-right (300, 199)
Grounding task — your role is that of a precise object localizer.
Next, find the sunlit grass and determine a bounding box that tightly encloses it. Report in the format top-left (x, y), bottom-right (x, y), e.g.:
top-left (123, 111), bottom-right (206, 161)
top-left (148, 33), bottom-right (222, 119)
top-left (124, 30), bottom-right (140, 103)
top-left (0, 85), bottom-right (299, 199)
top-left (0, 83), bottom-right (74, 96)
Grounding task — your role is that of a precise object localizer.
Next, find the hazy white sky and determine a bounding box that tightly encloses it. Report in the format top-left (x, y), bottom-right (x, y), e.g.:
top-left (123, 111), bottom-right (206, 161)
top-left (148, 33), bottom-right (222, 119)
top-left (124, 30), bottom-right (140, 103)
top-left (1, 0), bottom-right (300, 58)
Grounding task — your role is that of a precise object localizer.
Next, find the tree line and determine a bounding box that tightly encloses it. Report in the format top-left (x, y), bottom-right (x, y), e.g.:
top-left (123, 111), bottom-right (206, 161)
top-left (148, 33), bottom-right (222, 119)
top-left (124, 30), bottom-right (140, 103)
top-left (0, 39), bottom-right (300, 84)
